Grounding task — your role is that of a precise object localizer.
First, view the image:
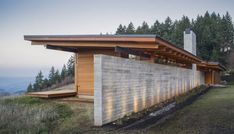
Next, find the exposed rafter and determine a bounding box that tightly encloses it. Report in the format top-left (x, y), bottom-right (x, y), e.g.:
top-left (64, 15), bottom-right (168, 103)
top-left (115, 46), bottom-right (151, 58)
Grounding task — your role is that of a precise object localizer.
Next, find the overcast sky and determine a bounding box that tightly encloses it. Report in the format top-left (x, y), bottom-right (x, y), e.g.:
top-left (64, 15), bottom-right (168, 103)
top-left (0, 0), bottom-right (234, 77)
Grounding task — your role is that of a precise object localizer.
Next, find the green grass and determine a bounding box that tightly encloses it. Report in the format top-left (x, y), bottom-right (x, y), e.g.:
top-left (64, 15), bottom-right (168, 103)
top-left (146, 85), bottom-right (234, 134)
top-left (0, 96), bottom-right (45, 105)
top-left (53, 102), bottom-right (94, 134)
top-left (1, 85), bottom-right (234, 134)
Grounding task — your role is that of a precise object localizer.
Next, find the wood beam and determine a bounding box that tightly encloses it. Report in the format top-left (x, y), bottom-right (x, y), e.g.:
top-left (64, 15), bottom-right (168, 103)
top-left (115, 46), bottom-right (151, 58)
top-left (153, 53), bottom-right (193, 65)
top-left (156, 50), bottom-right (200, 64)
top-left (156, 40), bottom-right (202, 62)
top-left (32, 41), bottom-right (159, 49)
top-left (46, 45), bottom-right (78, 52)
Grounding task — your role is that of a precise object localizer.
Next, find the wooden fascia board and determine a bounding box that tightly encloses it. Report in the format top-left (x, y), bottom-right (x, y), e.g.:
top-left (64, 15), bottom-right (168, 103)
top-left (26, 37), bottom-right (156, 43)
top-left (31, 41), bottom-right (159, 49)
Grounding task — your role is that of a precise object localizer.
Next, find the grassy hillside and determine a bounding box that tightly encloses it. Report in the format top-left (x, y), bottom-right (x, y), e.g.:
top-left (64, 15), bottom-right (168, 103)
top-left (1, 85), bottom-right (234, 134)
top-left (0, 96), bottom-right (93, 134)
top-left (146, 85), bottom-right (234, 134)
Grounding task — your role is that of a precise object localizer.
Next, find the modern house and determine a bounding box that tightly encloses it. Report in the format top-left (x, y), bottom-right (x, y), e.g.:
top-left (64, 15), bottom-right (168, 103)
top-left (24, 29), bottom-right (225, 125)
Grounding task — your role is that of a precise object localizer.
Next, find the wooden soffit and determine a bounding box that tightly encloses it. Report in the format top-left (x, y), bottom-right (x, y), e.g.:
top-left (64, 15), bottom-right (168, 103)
top-left (24, 34), bottom-right (203, 64)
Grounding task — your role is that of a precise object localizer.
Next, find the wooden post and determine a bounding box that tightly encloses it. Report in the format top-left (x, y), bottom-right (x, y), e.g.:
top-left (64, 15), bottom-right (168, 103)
top-left (75, 53), bottom-right (79, 96)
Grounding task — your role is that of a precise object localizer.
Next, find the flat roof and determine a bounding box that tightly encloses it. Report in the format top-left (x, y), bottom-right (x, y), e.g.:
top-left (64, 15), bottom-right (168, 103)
top-left (24, 34), bottom-right (158, 39)
top-left (25, 34), bottom-right (202, 59)
top-left (24, 34), bottom-right (225, 70)
top-left (24, 34), bottom-right (159, 43)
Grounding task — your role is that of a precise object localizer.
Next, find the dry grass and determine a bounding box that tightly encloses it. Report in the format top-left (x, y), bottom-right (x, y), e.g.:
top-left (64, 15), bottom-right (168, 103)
top-left (2, 85), bottom-right (234, 134)
top-left (0, 96), bottom-right (96, 134)
top-left (54, 102), bottom-right (95, 134)
top-left (0, 96), bottom-right (73, 134)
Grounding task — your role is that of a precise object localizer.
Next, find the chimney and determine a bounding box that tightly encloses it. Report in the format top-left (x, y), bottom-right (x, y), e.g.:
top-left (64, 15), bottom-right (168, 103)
top-left (184, 28), bottom-right (196, 56)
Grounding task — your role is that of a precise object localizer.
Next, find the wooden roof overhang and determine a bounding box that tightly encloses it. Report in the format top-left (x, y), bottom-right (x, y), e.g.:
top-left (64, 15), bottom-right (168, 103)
top-left (197, 62), bottom-right (226, 71)
top-left (24, 35), bottom-right (203, 65)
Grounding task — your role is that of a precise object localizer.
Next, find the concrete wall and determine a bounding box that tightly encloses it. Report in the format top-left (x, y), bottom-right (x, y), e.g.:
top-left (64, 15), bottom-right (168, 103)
top-left (94, 54), bottom-right (205, 126)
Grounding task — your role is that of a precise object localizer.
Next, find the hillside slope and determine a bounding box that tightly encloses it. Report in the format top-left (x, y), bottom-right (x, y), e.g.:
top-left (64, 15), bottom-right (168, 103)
top-left (52, 83), bottom-right (74, 91)
top-left (1, 85), bottom-right (234, 134)
top-left (145, 85), bottom-right (234, 134)
top-left (0, 96), bottom-right (93, 134)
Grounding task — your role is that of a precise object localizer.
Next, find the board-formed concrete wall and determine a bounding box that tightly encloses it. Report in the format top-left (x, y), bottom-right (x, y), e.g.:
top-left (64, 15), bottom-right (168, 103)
top-left (94, 54), bottom-right (205, 126)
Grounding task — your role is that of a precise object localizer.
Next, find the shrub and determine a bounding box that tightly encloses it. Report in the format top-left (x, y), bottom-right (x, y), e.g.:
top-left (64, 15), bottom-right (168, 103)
top-left (221, 70), bottom-right (234, 84)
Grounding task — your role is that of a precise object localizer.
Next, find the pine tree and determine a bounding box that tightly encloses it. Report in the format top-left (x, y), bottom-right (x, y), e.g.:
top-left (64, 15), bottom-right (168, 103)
top-left (67, 55), bottom-right (75, 76)
top-left (172, 16), bottom-right (191, 48)
top-left (126, 22), bottom-right (135, 34)
top-left (136, 21), bottom-right (150, 34)
top-left (27, 83), bottom-right (33, 92)
top-left (54, 69), bottom-right (61, 84)
top-left (34, 71), bottom-right (44, 90)
top-left (116, 24), bottom-right (126, 34)
top-left (113, 12), bottom-right (234, 67)
top-left (219, 12), bottom-right (234, 66)
top-left (151, 20), bottom-right (161, 34)
top-left (49, 66), bottom-right (56, 85)
top-left (61, 64), bottom-right (67, 80)
top-left (222, 12), bottom-right (234, 50)
top-left (161, 17), bottom-right (173, 42)
top-left (193, 12), bottom-right (220, 62)
top-left (43, 78), bottom-right (50, 89)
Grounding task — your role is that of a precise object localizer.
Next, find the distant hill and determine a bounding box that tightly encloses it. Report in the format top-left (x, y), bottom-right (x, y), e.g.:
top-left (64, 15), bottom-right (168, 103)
top-left (0, 88), bottom-right (5, 92)
top-left (0, 88), bottom-right (26, 97)
top-left (0, 88), bottom-right (10, 97)
top-left (0, 77), bottom-right (33, 96)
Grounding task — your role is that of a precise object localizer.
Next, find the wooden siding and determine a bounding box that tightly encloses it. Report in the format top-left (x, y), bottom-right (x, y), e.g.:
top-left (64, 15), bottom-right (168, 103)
top-left (76, 49), bottom-right (116, 96)
top-left (214, 71), bottom-right (221, 84)
top-left (205, 71), bottom-right (213, 84)
top-left (205, 70), bottom-right (221, 85)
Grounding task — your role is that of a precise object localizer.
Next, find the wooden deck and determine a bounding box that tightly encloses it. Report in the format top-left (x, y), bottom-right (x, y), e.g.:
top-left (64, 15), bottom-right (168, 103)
top-left (27, 90), bottom-right (77, 98)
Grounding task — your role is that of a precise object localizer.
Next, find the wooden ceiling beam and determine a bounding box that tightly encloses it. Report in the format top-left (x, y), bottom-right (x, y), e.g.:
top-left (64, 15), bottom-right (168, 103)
top-left (46, 45), bottom-right (78, 52)
top-left (154, 53), bottom-right (194, 65)
top-left (156, 39), bottom-right (202, 62)
top-left (154, 48), bottom-right (200, 64)
top-left (115, 46), bottom-right (151, 58)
